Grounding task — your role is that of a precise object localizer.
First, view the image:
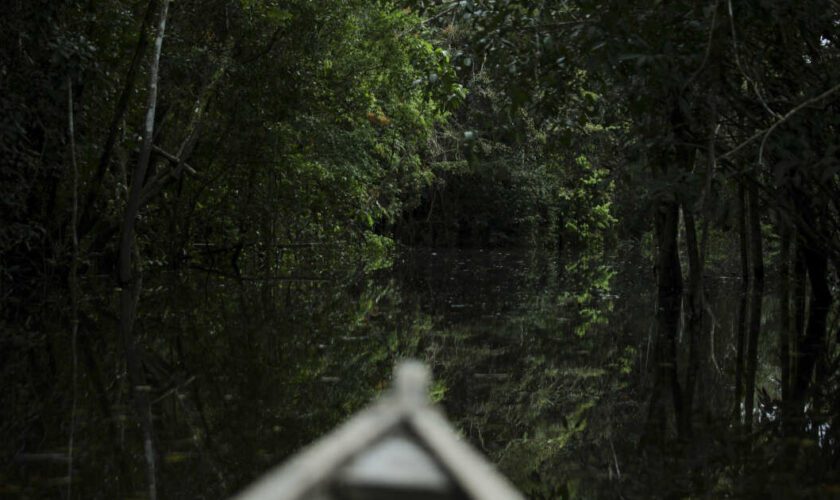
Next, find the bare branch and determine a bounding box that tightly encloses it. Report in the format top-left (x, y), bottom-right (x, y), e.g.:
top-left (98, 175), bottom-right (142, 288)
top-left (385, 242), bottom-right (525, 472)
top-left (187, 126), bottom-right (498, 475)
top-left (116, 2), bottom-right (171, 499)
top-left (139, 39), bottom-right (234, 207)
top-left (152, 145), bottom-right (197, 174)
top-left (681, 0), bottom-right (719, 92)
top-left (757, 81), bottom-right (840, 166)
top-left (79, 0), bottom-right (160, 237)
top-left (726, 0), bottom-right (781, 119)
top-left (421, 1), bottom-right (459, 25)
top-left (719, 81), bottom-right (840, 163)
top-left (66, 74), bottom-right (80, 500)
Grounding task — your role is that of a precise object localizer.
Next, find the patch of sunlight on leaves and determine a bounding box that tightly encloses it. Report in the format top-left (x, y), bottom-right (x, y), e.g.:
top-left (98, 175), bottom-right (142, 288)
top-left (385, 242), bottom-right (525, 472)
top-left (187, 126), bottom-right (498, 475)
top-left (619, 346), bottom-right (637, 374)
top-left (559, 367), bottom-right (608, 379)
top-left (163, 451), bottom-right (192, 464)
top-left (362, 232), bottom-right (394, 272)
top-left (429, 380), bottom-right (447, 403)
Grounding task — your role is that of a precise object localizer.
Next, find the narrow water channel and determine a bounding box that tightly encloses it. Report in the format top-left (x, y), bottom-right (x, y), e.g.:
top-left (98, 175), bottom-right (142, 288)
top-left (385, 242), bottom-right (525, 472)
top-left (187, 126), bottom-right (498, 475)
top-left (9, 247), bottom-right (772, 498)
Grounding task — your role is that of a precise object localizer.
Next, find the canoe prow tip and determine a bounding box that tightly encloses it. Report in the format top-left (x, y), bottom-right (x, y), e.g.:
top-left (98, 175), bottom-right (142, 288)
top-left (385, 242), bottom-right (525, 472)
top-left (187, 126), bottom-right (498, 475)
top-left (394, 359), bottom-right (431, 406)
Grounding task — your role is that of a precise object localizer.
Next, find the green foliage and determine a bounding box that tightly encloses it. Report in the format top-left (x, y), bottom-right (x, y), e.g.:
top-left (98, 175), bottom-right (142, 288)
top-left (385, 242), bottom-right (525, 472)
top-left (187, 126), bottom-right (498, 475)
top-left (555, 153), bottom-right (617, 249)
top-left (5, 0), bottom-right (840, 497)
top-left (179, 0), bottom-right (458, 268)
top-left (395, 61), bottom-right (619, 252)
top-left (0, 1), bottom-right (463, 495)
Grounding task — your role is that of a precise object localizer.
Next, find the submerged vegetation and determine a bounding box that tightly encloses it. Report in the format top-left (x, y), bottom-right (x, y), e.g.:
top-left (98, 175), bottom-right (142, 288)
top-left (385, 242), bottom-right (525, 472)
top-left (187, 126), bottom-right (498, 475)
top-left (2, 0), bottom-right (840, 498)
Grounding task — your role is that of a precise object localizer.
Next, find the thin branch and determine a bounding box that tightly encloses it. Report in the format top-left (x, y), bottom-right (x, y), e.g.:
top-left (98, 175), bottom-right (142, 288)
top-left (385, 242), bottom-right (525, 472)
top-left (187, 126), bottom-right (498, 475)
top-left (138, 146), bottom-right (196, 206)
top-left (726, 0), bottom-right (781, 119)
top-left (717, 157), bottom-right (840, 264)
top-left (139, 39), bottom-right (234, 207)
top-left (681, 0), bottom-right (719, 92)
top-left (66, 74), bottom-right (80, 500)
top-left (719, 82), bottom-right (840, 162)
top-left (151, 375), bottom-right (196, 405)
top-left (79, 0), bottom-right (160, 237)
top-left (240, 26), bottom-right (281, 65)
top-left (757, 81), bottom-right (840, 166)
top-left (117, 2), bottom-right (171, 499)
top-left (153, 145), bottom-right (197, 173)
top-left (421, 1), bottom-right (459, 25)
top-left (609, 437), bottom-right (622, 482)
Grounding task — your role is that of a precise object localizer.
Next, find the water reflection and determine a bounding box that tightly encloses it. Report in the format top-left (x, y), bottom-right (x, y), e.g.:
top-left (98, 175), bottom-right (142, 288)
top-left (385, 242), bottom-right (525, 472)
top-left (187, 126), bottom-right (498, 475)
top-left (5, 247), bottom-right (775, 498)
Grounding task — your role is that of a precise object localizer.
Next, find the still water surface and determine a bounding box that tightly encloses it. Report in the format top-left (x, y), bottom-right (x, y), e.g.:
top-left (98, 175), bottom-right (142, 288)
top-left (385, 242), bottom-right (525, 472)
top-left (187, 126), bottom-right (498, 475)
top-left (13, 248), bottom-right (760, 498)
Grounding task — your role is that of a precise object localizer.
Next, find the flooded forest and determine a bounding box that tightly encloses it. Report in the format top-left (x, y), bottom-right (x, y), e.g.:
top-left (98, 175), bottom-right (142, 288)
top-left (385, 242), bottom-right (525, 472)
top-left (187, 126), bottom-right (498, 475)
top-left (2, 0), bottom-right (840, 498)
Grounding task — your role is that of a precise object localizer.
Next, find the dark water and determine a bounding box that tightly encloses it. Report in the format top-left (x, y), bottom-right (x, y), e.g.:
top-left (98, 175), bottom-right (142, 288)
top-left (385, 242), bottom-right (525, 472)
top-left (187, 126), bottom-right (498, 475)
top-left (6, 247), bottom-right (770, 498)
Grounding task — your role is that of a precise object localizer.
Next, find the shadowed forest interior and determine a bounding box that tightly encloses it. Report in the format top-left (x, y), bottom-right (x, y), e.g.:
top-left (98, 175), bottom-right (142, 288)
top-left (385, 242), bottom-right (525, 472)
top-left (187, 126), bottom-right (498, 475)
top-left (2, 0), bottom-right (840, 498)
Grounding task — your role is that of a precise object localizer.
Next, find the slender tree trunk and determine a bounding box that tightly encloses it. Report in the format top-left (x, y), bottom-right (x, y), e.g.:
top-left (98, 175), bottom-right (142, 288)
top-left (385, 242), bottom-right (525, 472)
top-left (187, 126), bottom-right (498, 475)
top-left (117, 2), bottom-right (171, 498)
top-left (792, 244), bottom-right (831, 406)
top-left (682, 205), bottom-right (703, 438)
top-left (791, 238), bottom-right (807, 383)
top-left (66, 75), bottom-right (80, 500)
top-left (743, 182), bottom-right (764, 435)
top-left (645, 196), bottom-right (684, 441)
top-left (79, 0), bottom-right (161, 237)
top-left (78, 324), bottom-right (130, 490)
top-left (733, 181), bottom-right (749, 422)
top-left (778, 218), bottom-right (792, 430)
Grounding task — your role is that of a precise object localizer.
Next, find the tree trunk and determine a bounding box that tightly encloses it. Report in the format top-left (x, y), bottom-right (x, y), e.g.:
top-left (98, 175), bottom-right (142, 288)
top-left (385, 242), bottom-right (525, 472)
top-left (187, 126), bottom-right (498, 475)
top-left (645, 196), bottom-right (684, 442)
top-left (792, 244), bottom-right (831, 407)
top-left (743, 182), bottom-right (764, 435)
top-left (682, 205), bottom-right (703, 438)
top-left (791, 238), bottom-right (807, 381)
top-left (733, 181), bottom-right (749, 422)
top-left (116, 2), bottom-right (171, 498)
top-left (79, 0), bottom-right (161, 237)
top-left (777, 218), bottom-right (792, 429)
